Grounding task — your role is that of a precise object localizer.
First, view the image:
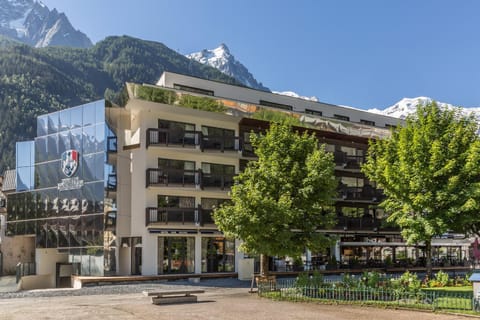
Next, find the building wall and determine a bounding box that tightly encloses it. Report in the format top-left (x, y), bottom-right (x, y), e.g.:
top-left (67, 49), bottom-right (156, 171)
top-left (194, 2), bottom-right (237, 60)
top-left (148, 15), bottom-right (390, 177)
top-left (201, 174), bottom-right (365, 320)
top-left (1, 235), bottom-right (35, 274)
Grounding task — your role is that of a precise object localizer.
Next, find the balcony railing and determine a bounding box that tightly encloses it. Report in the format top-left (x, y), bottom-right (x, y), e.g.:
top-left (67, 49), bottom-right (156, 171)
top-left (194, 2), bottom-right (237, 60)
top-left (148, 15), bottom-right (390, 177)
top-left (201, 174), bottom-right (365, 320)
top-left (334, 151), bottom-right (365, 169)
top-left (337, 186), bottom-right (385, 202)
top-left (335, 216), bottom-right (398, 232)
top-left (146, 207), bottom-right (197, 225)
top-left (145, 205), bottom-right (217, 226)
top-left (146, 168), bottom-right (234, 190)
top-left (146, 128), bottom-right (250, 154)
top-left (201, 172), bottom-right (235, 190)
top-left (146, 168), bottom-right (199, 187)
top-left (336, 216), bottom-right (382, 230)
top-left (147, 128), bottom-right (198, 147)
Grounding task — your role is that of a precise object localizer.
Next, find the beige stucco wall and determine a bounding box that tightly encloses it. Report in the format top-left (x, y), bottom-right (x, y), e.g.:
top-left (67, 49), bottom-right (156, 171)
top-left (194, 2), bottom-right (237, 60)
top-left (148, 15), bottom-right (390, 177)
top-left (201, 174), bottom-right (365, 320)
top-left (1, 235), bottom-right (35, 275)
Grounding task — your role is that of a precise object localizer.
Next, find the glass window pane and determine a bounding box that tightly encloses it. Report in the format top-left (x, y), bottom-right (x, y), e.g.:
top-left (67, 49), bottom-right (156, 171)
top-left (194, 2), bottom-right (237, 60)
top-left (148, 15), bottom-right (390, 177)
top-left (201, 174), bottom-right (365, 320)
top-left (70, 128), bottom-right (83, 155)
top-left (47, 134), bottom-right (59, 161)
top-left (95, 124), bottom-right (105, 152)
top-left (58, 131), bottom-right (71, 156)
top-left (59, 109), bottom-right (71, 132)
top-left (48, 112), bottom-right (59, 134)
top-left (35, 136), bottom-right (48, 163)
top-left (70, 106), bottom-right (83, 129)
top-left (16, 167), bottom-right (32, 192)
top-left (16, 141), bottom-right (34, 168)
top-left (95, 101), bottom-right (105, 124)
top-left (83, 126), bottom-right (96, 155)
top-left (37, 115), bottom-right (48, 137)
top-left (83, 102), bottom-right (96, 127)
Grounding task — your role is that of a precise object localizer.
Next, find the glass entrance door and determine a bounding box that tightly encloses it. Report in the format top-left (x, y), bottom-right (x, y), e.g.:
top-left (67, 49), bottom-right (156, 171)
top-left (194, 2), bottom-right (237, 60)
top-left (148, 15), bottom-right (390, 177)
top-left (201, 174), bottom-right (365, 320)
top-left (158, 237), bottom-right (195, 274)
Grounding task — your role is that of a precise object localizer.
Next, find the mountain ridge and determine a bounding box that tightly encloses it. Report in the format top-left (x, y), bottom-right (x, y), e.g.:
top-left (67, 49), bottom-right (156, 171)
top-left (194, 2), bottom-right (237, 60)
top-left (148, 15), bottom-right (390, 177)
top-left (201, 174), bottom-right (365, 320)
top-left (0, 0), bottom-right (92, 48)
top-left (186, 43), bottom-right (269, 91)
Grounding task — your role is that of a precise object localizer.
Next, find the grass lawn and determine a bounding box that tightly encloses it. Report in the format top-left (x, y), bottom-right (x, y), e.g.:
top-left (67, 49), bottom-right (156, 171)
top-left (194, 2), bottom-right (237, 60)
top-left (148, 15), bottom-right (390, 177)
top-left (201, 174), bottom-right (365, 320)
top-left (422, 286), bottom-right (472, 293)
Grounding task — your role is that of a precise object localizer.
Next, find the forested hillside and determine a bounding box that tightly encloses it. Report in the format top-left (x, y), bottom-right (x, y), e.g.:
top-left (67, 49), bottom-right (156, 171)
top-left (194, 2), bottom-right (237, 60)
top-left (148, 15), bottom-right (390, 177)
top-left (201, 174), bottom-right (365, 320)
top-left (0, 35), bottom-right (238, 172)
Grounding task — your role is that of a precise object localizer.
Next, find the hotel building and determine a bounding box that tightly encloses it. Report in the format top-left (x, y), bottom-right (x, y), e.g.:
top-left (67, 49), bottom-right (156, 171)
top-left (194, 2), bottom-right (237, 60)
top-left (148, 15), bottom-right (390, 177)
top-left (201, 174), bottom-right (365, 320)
top-left (1, 72), bottom-right (471, 285)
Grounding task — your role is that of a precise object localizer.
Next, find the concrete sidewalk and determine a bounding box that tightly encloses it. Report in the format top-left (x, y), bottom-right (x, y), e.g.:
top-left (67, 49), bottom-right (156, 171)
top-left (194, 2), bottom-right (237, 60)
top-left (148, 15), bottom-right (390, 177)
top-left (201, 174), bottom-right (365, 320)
top-left (0, 276), bottom-right (17, 293)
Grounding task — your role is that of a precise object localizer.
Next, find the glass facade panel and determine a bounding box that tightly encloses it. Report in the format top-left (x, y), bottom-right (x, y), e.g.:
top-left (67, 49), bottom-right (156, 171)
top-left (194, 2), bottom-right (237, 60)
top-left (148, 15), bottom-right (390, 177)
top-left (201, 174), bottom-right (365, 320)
top-left (17, 166), bottom-right (33, 192)
top-left (158, 237), bottom-right (195, 274)
top-left (37, 115), bottom-right (48, 137)
top-left (47, 134), bottom-right (59, 161)
top-left (70, 106), bottom-right (83, 129)
top-left (48, 112), bottom-right (59, 134)
top-left (59, 109), bottom-right (71, 132)
top-left (82, 126), bottom-right (96, 155)
top-left (7, 100), bottom-right (114, 276)
top-left (83, 102), bottom-right (96, 127)
top-left (35, 136), bottom-right (48, 163)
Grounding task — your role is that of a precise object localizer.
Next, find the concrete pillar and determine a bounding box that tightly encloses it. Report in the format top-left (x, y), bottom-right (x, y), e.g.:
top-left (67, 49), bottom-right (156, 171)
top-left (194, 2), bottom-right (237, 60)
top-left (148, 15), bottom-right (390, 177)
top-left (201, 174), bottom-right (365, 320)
top-left (195, 235), bottom-right (202, 274)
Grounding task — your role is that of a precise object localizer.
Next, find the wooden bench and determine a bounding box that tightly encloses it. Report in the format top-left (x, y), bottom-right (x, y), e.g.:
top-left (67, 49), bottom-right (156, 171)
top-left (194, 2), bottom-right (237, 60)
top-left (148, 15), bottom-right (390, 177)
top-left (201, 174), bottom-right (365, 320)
top-left (143, 289), bottom-right (205, 305)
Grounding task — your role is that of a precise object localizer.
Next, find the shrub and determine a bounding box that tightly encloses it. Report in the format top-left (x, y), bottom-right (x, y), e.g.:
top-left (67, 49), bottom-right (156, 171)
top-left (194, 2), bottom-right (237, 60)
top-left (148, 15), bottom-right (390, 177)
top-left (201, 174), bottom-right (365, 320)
top-left (178, 94), bottom-right (227, 112)
top-left (136, 85), bottom-right (177, 104)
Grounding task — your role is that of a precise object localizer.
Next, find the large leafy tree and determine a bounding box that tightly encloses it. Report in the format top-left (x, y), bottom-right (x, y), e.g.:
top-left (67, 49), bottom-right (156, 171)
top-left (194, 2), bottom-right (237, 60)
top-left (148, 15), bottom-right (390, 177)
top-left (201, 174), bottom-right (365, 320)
top-left (213, 123), bottom-right (338, 275)
top-left (362, 102), bottom-right (480, 275)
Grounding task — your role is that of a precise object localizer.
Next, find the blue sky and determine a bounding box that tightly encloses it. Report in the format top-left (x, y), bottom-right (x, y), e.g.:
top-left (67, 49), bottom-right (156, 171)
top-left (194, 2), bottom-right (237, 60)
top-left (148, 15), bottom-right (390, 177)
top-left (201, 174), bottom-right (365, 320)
top-left (42, 0), bottom-right (480, 110)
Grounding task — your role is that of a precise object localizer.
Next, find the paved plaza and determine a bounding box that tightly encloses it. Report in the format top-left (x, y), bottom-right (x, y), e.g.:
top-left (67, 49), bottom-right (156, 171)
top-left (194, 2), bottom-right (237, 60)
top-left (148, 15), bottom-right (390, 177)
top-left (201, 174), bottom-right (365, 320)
top-left (0, 277), bottom-right (472, 320)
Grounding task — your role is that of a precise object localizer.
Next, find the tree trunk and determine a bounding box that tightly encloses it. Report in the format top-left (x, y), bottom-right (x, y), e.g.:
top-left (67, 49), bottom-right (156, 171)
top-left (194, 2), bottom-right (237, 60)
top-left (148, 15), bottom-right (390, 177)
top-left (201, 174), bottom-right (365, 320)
top-left (260, 254), bottom-right (269, 276)
top-left (425, 239), bottom-right (432, 278)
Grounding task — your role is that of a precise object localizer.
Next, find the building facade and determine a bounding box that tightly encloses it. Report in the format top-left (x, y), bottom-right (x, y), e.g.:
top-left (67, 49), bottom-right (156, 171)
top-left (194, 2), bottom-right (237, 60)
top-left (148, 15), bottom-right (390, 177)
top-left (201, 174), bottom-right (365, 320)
top-left (3, 72), bottom-right (472, 282)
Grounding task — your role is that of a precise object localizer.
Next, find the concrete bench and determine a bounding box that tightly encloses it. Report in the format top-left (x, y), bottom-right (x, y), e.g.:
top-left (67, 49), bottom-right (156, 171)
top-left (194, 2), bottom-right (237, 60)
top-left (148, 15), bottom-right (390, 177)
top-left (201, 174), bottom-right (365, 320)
top-left (143, 289), bottom-right (205, 305)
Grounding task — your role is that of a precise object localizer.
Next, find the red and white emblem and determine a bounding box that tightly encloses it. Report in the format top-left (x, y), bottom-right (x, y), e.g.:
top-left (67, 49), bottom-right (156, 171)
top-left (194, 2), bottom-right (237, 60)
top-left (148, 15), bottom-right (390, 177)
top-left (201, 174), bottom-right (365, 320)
top-left (61, 149), bottom-right (79, 177)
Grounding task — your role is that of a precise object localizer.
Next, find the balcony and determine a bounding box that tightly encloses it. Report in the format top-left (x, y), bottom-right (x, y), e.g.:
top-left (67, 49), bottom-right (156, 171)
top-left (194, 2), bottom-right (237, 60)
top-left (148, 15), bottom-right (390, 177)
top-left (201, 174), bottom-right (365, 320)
top-left (146, 207), bottom-right (197, 225)
top-left (200, 135), bottom-right (240, 152)
top-left (201, 172), bottom-right (235, 190)
top-left (146, 168), bottom-right (198, 188)
top-left (336, 216), bottom-right (382, 231)
top-left (337, 185), bottom-right (385, 202)
top-left (147, 128), bottom-right (197, 148)
top-left (145, 206), bottom-right (216, 226)
top-left (146, 128), bottom-right (247, 153)
top-left (146, 168), bottom-right (234, 190)
top-left (334, 151), bottom-right (365, 169)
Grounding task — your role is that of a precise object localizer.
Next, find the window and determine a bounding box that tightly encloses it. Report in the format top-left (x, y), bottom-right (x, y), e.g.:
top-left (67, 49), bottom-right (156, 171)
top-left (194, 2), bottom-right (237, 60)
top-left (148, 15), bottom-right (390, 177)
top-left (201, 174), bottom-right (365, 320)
top-left (173, 83), bottom-right (214, 96)
top-left (305, 109), bottom-right (322, 116)
top-left (201, 163), bottom-right (234, 175)
top-left (201, 198), bottom-right (229, 210)
top-left (385, 123), bottom-right (397, 129)
top-left (158, 195), bottom-right (195, 208)
top-left (158, 158), bottom-right (195, 171)
top-left (333, 114), bottom-right (350, 121)
top-left (201, 126), bottom-right (235, 150)
top-left (259, 100), bottom-right (293, 111)
top-left (360, 119), bottom-right (375, 126)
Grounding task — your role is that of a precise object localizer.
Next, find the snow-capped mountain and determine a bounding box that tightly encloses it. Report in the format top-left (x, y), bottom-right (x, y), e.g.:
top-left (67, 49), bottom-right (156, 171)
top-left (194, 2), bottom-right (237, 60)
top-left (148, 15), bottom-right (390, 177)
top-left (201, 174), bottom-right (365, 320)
top-left (186, 43), bottom-right (269, 91)
top-left (368, 97), bottom-right (480, 120)
top-left (0, 0), bottom-right (92, 48)
top-left (272, 90), bottom-right (319, 102)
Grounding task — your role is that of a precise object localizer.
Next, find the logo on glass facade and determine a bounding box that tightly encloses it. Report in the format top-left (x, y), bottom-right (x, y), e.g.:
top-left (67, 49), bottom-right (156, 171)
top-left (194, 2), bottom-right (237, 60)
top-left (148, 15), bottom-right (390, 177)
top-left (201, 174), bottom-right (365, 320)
top-left (61, 149), bottom-right (79, 177)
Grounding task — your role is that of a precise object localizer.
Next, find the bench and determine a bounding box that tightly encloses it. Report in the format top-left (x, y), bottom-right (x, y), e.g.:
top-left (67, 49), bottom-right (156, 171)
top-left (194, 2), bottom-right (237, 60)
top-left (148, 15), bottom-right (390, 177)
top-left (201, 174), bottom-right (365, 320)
top-left (143, 289), bottom-right (205, 305)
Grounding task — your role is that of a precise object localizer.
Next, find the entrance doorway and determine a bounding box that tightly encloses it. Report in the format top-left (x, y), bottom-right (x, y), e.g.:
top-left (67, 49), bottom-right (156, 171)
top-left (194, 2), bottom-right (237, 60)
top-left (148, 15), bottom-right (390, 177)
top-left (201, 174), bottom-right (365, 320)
top-left (158, 237), bottom-right (195, 274)
top-left (131, 237), bottom-right (142, 275)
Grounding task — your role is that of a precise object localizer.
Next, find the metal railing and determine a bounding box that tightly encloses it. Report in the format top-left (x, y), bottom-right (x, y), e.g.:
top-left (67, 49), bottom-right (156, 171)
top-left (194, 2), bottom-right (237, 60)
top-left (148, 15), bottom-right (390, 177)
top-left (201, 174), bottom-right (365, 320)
top-left (145, 206), bottom-right (216, 226)
top-left (146, 168), bottom-right (234, 190)
top-left (258, 279), bottom-right (474, 312)
top-left (16, 262), bottom-right (36, 283)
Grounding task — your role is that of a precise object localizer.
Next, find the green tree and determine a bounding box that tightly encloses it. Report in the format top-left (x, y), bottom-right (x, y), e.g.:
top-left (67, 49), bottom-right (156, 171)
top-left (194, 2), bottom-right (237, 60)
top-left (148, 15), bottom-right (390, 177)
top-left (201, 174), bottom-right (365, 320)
top-left (362, 102), bottom-right (480, 276)
top-left (213, 123), bottom-right (338, 275)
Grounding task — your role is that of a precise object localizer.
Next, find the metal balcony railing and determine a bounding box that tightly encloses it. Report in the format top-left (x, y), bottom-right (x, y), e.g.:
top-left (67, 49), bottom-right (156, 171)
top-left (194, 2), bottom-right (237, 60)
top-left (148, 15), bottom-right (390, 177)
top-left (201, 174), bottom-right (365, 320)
top-left (145, 206), bottom-right (216, 226)
top-left (337, 186), bottom-right (385, 202)
top-left (146, 168), bottom-right (234, 190)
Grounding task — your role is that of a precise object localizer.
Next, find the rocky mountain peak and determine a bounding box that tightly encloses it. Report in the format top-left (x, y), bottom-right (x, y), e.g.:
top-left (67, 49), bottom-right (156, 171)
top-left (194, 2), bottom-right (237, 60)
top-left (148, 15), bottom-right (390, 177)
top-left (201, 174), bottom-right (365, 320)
top-left (0, 0), bottom-right (92, 48)
top-left (186, 43), bottom-right (269, 91)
